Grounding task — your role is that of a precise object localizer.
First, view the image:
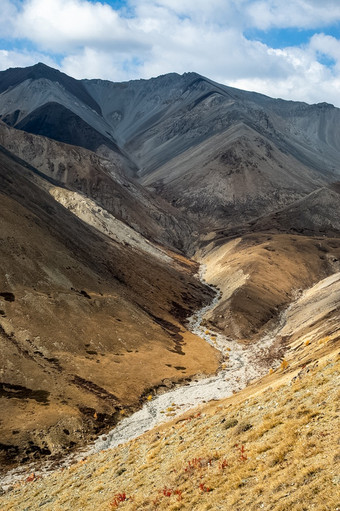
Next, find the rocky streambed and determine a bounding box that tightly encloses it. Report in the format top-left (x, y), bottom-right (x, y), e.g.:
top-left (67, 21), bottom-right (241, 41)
top-left (86, 265), bottom-right (283, 454)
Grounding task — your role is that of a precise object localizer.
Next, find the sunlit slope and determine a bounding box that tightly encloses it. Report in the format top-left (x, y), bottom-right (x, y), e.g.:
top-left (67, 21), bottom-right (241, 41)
top-left (195, 233), bottom-right (340, 340)
top-left (1, 277), bottom-right (338, 510)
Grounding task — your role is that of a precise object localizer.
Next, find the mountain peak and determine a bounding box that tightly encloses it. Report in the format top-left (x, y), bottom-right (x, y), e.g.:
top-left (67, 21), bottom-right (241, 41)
top-left (0, 62), bottom-right (101, 114)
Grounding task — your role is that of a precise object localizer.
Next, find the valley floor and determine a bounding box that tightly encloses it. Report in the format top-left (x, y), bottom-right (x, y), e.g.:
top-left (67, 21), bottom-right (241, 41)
top-left (0, 274), bottom-right (339, 510)
top-left (0, 347), bottom-right (338, 510)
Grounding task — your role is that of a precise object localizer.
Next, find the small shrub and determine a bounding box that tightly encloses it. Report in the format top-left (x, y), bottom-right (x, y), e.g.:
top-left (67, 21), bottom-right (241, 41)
top-left (162, 487), bottom-right (173, 497)
top-left (157, 487), bottom-right (182, 502)
top-left (235, 422), bottom-right (253, 434)
top-left (223, 418), bottom-right (238, 430)
top-left (199, 483), bottom-right (212, 492)
top-left (280, 359), bottom-right (289, 371)
top-left (219, 459), bottom-right (229, 470)
top-left (185, 457), bottom-right (203, 472)
top-left (110, 493), bottom-right (127, 509)
top-left (25, 473), bottom-right (40, 483)
top-left (235, 444), bottom-right (247, 461)
top-left (318, 336), bottom-right (330, 344)
top-left (184, 457), bottom-right (213, 473)
top-left (174, 489), bottom-right (183, 501)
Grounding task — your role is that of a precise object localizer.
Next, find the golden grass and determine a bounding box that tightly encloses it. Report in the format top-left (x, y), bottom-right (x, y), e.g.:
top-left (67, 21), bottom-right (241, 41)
top-left (0, 342), bottom-right (339, 511)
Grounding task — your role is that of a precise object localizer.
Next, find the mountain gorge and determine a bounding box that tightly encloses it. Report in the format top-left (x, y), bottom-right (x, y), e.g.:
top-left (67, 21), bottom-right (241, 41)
top-left (0, 63), bottom-right (339, 509)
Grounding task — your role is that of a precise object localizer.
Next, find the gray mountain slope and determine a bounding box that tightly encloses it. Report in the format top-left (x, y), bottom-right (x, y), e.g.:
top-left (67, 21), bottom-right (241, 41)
top-left (250, 186), bottom-right (340, 236)
top-left (0, 64), bottom-right (340, 232)
top-left (1, 65), bottom-right (339, 178)
top-left (140, 122), bottom-right (328, 228)
top-left (15, 101), bottom-right (122, 154)
top-left (83, 73), bottom-right (340, 230)
top-left (84, 72), bottom-right (340, 176)
top-left (0, 62), bottom-right (101, 113)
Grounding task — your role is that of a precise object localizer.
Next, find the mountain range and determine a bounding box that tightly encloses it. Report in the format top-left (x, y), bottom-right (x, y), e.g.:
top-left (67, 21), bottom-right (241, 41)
top-left (1, 62), bottom-right (339, 233)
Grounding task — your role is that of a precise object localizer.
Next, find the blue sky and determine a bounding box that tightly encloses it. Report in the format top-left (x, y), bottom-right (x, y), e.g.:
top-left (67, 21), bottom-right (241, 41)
top-left (1, 0), bottom-right (340, 106)
top-left (245, 25), bottom-right (340, 49)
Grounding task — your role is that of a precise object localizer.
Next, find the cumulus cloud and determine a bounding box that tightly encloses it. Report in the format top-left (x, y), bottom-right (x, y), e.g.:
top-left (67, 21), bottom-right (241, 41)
top-left (61, 47), bottom-right (142, 82)
top-left (0, 0), bottom-right (19, 37)
top-left (0, 49), bottom-right (54, 70)
top-left (0, 0), bottom-right (340, 106)
top-left (228, 40), bottom-right (340, 106)
top-left (14, 0), bottom-right (147, 52)
top-left (309, 34), bottom-right (340, 70)
top-left (246, 0), bottom-right (340, 30)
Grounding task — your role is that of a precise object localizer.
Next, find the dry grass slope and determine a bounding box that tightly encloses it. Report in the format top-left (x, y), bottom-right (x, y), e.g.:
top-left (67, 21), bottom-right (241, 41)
top-left (1, 335), bottom-right (338, 511)
top-left (198, 233), bottom-right (340, 339)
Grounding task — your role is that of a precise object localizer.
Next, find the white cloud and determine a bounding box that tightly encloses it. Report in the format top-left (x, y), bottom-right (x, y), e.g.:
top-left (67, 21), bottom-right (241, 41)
top-left (246, 0), bottom-right (340, 30)
top-left (61, 47), bottom-right (140, 82)
top-left (0, 0), bottom-right (339, 106)
top-left (310, 33), bottom-right (340, 70)
top-left (228, 42), bottom-right (340, 106)
top-left (14, 0), bottom-right (145, 52)
top-left (0, 49), bottom-right (56, 70)
top-left (0, 0), bottom-right (19, 37)
top-left (131, 0), bottom-right (242, 25)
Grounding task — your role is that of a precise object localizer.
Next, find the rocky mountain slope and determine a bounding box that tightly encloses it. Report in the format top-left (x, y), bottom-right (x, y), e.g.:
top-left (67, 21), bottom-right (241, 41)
top-left (1, 64), bottom-right (339, 230)
top-left (0, 121), bottom-right (193, 251)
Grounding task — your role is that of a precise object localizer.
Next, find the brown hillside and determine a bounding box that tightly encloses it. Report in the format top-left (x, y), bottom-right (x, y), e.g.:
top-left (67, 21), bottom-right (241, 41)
top-left (196, 233), bottom-right (340, 339)
top-left (0, 323), bottom-right (338, 510)
top-left (0, 147), bottom-right (219, 471)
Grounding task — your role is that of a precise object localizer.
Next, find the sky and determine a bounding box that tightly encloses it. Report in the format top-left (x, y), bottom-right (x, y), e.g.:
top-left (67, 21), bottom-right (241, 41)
top-left (0, 0), bottom-right (340, 106)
